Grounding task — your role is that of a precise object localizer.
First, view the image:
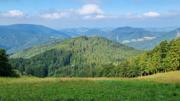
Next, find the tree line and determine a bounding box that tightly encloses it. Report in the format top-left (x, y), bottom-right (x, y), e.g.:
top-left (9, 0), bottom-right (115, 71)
top-left (103, 38), bottom-right (180, 77)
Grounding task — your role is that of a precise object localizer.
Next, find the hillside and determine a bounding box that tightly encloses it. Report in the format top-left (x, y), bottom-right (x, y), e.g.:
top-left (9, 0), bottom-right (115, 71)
top-left (10, 37), bottom-right (180, 77)
top-left (11, 36), bottom-right (139, 59)
top-left (121, 38), bottom-right (180, 77)
top-left (138, 71), bottom-right (180, 83)
top-left (10, 36), bottom-right (141, 77)
top-left (0, 24), bottom-right (69, 53)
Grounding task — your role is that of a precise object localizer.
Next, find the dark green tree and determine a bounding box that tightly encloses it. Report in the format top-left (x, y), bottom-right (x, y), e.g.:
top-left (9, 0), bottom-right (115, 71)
top-left (0, 48), bottom-right (13, 76)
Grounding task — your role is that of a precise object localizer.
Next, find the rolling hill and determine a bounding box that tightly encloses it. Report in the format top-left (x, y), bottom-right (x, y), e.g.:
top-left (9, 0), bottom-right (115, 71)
top-left (0, 24), bottom-right (70, 53)
top-left (11, 36), bottom-right (140, 60)
top-left (10, 36), bottom-right (141, 77)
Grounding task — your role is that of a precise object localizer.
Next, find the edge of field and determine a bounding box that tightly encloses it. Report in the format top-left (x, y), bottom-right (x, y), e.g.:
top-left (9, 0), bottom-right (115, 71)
top-left (0, 71), bottom-right (179, 84)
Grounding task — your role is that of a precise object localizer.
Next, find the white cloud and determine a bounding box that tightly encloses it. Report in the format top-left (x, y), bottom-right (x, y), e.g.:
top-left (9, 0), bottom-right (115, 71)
top-left (40, 4), bottom-right (106, 20)
top-left (83, 14), bottom-right (106, 20)
top-left (122, 36), bottom-right (156, 44)
top-left (36, 3), bottom-right (117, 21)
top-left (144, 12), bottom-right (160, 17)
top-left (78, 4), bottom-right (114, 20)
top-left (40, 11), bottom-right (69, 20)
top-left (122, 40), bottom-right (131, 44)
top-left (144, 36), bottom-right (156, 40)
top-left (78, 4), bottom-right (103, 15)
top-left (2, 10), bottom-right (24, 17)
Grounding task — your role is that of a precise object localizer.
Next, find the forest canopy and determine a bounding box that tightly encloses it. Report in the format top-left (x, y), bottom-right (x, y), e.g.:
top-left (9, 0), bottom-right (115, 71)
top-left (10, 37), bottom-right (180, 77)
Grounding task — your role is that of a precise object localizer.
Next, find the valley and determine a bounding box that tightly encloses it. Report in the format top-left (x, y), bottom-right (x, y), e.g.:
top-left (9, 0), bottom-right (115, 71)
top-left (0, 25), bottom-right (179, 78)
top-left (0, 1), bottom-right (180, 101)
top-left (0, 22), bottom-right (179, 101)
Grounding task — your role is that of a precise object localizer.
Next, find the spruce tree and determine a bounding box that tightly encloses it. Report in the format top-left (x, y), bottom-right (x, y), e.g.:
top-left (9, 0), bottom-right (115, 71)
top-left (0, 48), bottom-right (12, 76)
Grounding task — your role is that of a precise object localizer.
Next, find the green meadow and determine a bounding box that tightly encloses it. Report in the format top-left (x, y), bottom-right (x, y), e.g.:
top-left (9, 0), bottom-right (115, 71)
top-left (0, 71), bottom-right (180, 101)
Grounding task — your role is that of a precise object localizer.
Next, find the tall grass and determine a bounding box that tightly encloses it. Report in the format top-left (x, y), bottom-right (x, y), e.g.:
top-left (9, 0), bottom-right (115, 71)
top-left (0, 71), bottom-right (179, 101)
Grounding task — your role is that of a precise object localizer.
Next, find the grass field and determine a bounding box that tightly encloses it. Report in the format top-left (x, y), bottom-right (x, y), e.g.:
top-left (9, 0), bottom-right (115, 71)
top-left (0, 71), bottom-right (180, 101)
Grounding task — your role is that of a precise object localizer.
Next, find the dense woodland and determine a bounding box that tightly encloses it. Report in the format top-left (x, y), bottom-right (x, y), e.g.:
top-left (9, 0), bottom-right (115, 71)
top-left (125, 38), bottom-right (180, 77)
top-left (1, 37), bottom-right (179, 77)
top-left (10, 37), bottom-right (140, 77)
top-left (100, 38), bottom-right (180, 77)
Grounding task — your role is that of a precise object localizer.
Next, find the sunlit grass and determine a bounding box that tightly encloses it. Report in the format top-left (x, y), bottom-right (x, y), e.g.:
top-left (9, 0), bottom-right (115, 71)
top-left (0, 71), bottom-right (179, 101)
top-left (137, 71), bottom-right (180, 83)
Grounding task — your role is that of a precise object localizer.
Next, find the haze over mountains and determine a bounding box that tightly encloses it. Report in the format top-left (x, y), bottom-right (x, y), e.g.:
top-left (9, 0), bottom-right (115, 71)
top-left (0, 24), bottom-right (69, 53)
top-left (61, 26), bottom-right (180, 50)
top-left (0, 24), bottom-right (179, 53)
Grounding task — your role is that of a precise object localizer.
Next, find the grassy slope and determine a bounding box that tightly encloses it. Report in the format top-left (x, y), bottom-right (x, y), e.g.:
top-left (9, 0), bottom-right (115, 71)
top-left (0, 71), bottom-right (179, 101)
top-left (137, 71), bottom-right (180, 83)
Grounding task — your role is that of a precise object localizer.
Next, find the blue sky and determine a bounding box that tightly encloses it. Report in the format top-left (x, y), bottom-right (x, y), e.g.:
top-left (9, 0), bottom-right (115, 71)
top-left (0, 0), bottom-right (180, 28)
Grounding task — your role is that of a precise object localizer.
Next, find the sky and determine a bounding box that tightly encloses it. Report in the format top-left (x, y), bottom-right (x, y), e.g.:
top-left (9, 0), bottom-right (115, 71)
top-left (0, 0), bottom-right (180, 28)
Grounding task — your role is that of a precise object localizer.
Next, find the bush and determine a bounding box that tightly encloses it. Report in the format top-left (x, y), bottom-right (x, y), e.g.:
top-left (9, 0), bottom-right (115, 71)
top-left (10, 69), bottom-right (21, 77)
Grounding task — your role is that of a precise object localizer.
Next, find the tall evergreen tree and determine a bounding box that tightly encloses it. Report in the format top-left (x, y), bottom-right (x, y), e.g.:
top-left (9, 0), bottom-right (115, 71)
top-left (0, 48), bottom-right (13, 76)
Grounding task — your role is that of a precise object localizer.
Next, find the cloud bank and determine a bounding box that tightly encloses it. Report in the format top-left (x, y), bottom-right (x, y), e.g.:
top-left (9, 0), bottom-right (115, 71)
top-left (1, 10), bottom-right (24, 17)
top-left (122, 36), bottom-right (156, 44)
top-left (143, 12), bottom-right (160, 17)
top-left (0, 2), bottom-right (180, 28)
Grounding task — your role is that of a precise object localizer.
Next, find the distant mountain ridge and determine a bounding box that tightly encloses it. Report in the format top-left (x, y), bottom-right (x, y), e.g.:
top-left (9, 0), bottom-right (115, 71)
top-left (0, 24), bottom-right (70, 53)
top-left (0, 24), bottom-right (179, 53)
top-left (61, 26), bottom-right (180, 50)
top-left (60, 28), bottom-right (108, 37)
top-left (109, 27), bottom-right (154, 42)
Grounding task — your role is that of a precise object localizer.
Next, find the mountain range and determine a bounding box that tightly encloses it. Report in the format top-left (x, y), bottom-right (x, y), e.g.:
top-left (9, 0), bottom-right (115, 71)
top-left (61, 26), bottom-right (180, 50)
top-left (0, 24), bottom-right (179, 53)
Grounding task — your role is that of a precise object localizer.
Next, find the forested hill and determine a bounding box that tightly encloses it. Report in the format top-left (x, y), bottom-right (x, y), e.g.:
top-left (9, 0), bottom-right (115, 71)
top-left (10, 37), bottom-right (179, 77)
top-left (11, 36), bottom-right (140, 59)
top-left (10, 36), bottom-right (141, 77)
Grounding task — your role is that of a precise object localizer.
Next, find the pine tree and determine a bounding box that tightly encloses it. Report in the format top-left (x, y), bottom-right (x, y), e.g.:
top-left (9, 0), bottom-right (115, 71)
top-left (0, 48), bottom-right (13, 76)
